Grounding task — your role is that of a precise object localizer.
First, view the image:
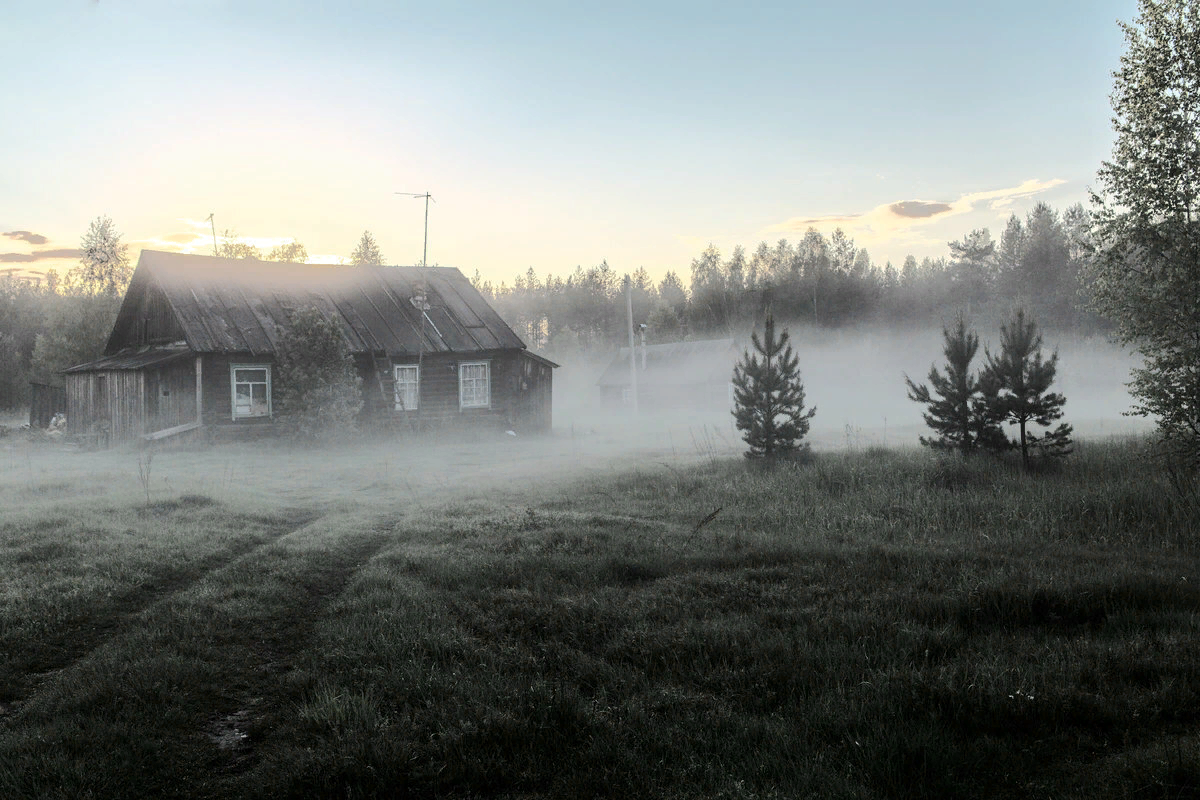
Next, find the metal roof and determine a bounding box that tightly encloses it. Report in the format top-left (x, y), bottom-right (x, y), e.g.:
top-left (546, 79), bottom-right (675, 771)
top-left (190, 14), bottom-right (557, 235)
top-left (106, 250), bottom-right (527, 357)
top-left (64, 346), bottom-right (193, 373)
top-left (597, 338), bottom-right (739, 388)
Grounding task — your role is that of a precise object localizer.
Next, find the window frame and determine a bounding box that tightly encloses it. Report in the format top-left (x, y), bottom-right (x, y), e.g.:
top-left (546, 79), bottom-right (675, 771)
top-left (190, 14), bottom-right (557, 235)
top-left (230, 363), bottom-right (272, 420)
top-left (458, 360), bottom-right (491, 410)
top-left (393, 363), bottom-right (420, 411)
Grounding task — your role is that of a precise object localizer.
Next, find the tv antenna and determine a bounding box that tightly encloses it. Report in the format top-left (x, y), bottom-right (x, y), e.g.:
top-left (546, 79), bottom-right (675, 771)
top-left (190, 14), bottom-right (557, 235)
top-left (205, 213), bottom-right (217, 256)
top-left (395, 191), bottom-right (434, 267)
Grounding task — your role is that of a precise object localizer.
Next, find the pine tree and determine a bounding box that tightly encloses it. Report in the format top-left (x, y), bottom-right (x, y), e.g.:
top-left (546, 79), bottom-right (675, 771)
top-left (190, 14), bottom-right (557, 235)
top-left (350, 231), bottom-right (385, 266)
top-left (905, 315), bottom-right (1004, 454)
top-left (980, 309), bottom-right (1073, 469)
top-left (731, 315), bottom-right (816, 459)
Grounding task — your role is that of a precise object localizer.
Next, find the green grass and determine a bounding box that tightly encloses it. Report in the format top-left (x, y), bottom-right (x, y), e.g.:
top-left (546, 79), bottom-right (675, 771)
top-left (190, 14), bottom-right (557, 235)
top-left (0, 437), bottom-right (1197, 798)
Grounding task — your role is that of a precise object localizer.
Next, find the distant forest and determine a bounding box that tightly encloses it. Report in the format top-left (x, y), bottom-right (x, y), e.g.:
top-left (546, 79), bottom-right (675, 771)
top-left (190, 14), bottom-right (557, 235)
top-left (0, 201), bottom-right (1095, 410)
top-left (476, 201), bottom-right (1099, 358)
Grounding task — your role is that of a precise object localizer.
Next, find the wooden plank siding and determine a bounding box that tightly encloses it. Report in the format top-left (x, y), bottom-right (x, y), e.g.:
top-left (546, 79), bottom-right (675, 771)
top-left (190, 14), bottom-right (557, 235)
top-left (514, 352), bottom-right (554, 432)
top-left (105, 282), bottom-right (186, 349)
top-left (29, 382), bottom-right (66, 428)
top-left (143, 358), bottom-right (199, 431)
top-left (67, 358), bottom-right (201, 443)
top-left (66, 370), bottom-right (144, 442)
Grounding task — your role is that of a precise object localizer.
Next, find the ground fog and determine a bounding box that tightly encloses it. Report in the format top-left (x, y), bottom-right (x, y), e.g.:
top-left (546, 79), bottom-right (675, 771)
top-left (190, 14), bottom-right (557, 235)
top-left (550, 325), bottom-right (1152, 454)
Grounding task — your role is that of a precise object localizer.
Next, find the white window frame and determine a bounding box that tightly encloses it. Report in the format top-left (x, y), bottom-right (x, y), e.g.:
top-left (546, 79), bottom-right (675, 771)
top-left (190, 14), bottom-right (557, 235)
top-left (230, 364), bottom-right (272, 420)
top-left (393, 363), bottom-right (419, 411)
top-left (459, 360), bottom-right (491, 409)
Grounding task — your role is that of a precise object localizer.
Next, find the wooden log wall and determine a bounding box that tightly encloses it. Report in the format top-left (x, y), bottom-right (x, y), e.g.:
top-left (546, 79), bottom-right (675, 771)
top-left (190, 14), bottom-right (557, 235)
top-left (200, 354), bottom-right (275, 428)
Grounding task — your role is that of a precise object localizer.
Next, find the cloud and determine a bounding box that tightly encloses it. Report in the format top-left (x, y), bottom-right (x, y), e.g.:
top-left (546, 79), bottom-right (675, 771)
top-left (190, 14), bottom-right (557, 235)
top-left (958, 178), bottom-right (1067, 210)
top-left (163, 232), bottom-right (202, 244)
top-left (0, 248), bottom-right (80, 263)
top-left (3, 230), bottom-right (49, 245)
top-left (178, 217), bottom-right (216, 229)
top-left (888, 201), bottom-right (952, 219)
top-left (766, 178), bottom-right (1066, 239)
top-left (129, 232), bottom-right (214, 255)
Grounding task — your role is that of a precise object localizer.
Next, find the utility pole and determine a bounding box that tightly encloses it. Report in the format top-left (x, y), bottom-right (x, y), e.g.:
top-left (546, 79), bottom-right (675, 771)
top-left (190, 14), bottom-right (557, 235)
top-left (395, 191), bottom-right (434, 267)
top-left (625, 275), bottom-right (638, 415)
top-left (639, 323), bottom-right (647, 370)
top-left (206, 213), bottom-right (217, 256)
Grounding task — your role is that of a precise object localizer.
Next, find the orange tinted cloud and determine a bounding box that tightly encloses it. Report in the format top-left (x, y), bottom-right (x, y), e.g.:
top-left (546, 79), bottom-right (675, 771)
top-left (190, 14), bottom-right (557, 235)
top-left (3, 230), bottom-right (49, 245)
top-left (767, 178), bottom-right (1066, 239)
top-left (0, 248), bottom-right (81, 262)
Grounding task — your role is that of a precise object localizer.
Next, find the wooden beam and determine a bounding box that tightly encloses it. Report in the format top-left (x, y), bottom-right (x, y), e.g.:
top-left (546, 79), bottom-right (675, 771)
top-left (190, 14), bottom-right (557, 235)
top-left (143, 420), bottom-right (202, 442)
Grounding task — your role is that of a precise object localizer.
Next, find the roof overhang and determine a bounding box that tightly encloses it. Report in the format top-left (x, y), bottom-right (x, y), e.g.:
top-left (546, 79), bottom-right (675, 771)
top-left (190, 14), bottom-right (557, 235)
top-left (63, 346), bottom-right (194, 373)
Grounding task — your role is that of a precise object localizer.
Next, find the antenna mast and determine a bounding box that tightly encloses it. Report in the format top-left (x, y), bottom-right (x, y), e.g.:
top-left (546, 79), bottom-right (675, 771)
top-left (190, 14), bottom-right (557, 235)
top-left (395, 191), bottom-right (434, 267)
top-left (205, 213), bottom-right (217, 256)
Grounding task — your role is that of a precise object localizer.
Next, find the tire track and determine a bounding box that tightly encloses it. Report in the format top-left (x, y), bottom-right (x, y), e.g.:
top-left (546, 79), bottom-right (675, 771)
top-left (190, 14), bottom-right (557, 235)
top-left (0, 517), bottom-right (398, 800)
top-left (0, 508), bottom-right (320, 710)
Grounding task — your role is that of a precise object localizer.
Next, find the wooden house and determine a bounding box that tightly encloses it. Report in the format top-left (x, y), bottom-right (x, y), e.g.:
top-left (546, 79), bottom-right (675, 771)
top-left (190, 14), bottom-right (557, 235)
top-left (597, 338), bottom-right (739, 411)
top-left (65, 250), bottom-right (556, 445)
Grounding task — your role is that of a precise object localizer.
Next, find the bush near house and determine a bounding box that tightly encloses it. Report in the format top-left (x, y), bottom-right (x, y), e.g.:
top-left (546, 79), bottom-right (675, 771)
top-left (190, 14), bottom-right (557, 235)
top-left (274, 307), bottom-right (363, 440)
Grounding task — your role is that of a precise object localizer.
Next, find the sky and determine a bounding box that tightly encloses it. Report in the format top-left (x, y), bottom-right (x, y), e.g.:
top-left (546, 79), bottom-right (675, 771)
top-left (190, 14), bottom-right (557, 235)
top-left (1, 0), bottom-right (1136, 287)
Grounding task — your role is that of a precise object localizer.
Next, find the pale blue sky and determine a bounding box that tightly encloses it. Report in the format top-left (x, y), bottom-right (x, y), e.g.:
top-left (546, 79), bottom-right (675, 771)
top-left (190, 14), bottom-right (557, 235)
top-left (1, 1), bottom-right (1135, 282)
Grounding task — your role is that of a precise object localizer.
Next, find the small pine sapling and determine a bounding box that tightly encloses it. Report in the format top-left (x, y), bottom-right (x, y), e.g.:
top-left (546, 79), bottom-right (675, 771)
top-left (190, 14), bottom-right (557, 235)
top-left (905, 315), bottom-right (1005, 454)
top-left (731, 315), bottom-right (816, 459)
top-left (981, 309), bottom-right (1073, 469)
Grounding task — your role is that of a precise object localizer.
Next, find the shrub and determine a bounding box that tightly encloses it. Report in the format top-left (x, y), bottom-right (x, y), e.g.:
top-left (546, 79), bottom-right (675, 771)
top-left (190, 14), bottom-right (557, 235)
top-left (274, 307), bottom-right (363, 441)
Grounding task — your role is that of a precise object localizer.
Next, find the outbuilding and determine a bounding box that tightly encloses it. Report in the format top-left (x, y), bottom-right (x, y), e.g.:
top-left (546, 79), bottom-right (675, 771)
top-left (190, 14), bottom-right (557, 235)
top-left (596, 338), bottom-right (739, 411)
top-left (65, 250), bottom-right (556, 445)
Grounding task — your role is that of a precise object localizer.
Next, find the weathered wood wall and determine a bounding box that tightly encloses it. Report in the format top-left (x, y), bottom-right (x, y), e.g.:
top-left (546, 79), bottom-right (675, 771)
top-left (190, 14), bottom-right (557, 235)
top-left (198, 349), bottom-right (552, 439)
top-left (29, 382), bottom-right (66, 428)
top-left (200, 354), bottom-right (275, 428)
top-left (143, 359), bottom-right (198, 432)
top-left (108, 284), bottom-right (186, 349)
top-left (66, 370), bottom-right (144, 442)
top-left (513, 352), bottom-right (553, 432)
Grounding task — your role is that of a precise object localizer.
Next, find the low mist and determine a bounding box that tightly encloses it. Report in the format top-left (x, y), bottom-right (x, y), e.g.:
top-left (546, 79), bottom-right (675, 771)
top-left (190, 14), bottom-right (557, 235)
top-left (548, 324), bottom-right (1151, 457)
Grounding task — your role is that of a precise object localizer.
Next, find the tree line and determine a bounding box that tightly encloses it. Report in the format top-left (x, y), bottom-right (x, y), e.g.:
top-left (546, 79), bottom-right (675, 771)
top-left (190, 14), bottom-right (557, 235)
top-left (3, 0), bottom-right (1197, 477)
top-left (477, 201), bottom-right (1098, 359)
top-left (0, 228), bottom-right (390, 410)
top-left (729, 0), bottom-right (1200, 475)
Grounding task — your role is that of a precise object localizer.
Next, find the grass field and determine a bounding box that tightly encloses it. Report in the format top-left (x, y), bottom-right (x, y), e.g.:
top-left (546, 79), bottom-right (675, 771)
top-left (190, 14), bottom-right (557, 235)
top-left (0, 429), bottom-right (1197, 798)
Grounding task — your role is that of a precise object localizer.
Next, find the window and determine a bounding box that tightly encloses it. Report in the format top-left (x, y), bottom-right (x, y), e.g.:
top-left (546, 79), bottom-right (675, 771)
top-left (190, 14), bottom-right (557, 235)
top-left (393, 364), bottom-right (419, 410)
top-left (459, 361), bottom-right (490, 409)
top-left (231, 364), bottom-right (271, 419)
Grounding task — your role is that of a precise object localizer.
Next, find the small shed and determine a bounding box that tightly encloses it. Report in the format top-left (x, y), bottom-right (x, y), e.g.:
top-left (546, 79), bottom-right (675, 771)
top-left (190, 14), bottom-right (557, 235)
top-left (597, 338), bottom-right (739, 411)
top-left (65, 250), bottom-right (557, 445)
top-left (29, 382), bottom-right (66, 428)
